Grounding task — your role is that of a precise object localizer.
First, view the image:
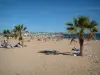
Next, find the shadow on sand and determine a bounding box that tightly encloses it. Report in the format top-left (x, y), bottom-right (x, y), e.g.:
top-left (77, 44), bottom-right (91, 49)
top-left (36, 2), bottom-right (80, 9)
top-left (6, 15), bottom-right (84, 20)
top-left (38, 50), bottom-right (72, 55)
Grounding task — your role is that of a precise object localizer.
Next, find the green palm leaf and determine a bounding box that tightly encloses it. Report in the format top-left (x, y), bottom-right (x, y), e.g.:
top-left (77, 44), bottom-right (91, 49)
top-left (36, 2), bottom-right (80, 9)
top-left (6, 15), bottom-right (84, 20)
top-left (65, 22), bottom-right (73, 26)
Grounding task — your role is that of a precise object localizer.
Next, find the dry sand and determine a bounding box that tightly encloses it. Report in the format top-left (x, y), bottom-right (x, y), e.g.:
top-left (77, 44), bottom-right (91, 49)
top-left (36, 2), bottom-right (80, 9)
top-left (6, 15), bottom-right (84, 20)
top-left (0, 37), bottom-right (100, 75)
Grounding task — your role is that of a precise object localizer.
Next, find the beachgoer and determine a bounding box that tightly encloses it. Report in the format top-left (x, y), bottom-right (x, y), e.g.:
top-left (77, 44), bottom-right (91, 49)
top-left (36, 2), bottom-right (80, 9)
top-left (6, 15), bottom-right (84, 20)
top-left (3, 40), bottom-right (8, 47)
top-left (14, 42), bottom-right (22, 48)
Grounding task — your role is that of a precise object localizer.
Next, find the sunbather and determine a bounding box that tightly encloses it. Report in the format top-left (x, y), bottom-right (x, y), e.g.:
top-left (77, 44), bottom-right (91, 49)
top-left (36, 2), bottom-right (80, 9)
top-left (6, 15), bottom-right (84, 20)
top-left (6, 44), bottom-right (14, 48)
top-left (0, 41), bottom-right (3, 47)
top-left (13, 43), bottom-right (22, 48)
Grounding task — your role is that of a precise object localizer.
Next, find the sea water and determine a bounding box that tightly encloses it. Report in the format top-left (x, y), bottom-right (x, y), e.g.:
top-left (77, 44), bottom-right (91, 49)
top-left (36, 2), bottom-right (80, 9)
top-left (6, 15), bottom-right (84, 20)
top-left (63, 33), bottom-right (100, 40)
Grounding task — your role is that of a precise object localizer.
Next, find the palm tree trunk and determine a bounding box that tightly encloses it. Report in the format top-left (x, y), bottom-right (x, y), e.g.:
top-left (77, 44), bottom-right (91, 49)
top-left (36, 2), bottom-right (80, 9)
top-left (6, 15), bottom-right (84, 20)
top-left (19, 39), bottom-right (24, 47)
top-left (79, 36), bottom-right (84, 56)
top-left (7, 37), bottom-right (9, 43)
top-left (19, 32), bottom-right (24, 47)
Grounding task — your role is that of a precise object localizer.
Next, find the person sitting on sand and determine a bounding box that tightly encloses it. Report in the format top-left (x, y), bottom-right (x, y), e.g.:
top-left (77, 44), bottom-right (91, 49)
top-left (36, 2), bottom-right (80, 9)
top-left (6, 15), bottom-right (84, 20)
top-left (14, 42), bottom-right (22, 48)
top-left (0, 41), bottom-right (3, 47)
top-left (1, 40), bottom-right (14, 48)
top-left (3, 40), bottom-right (9, 48)
top-left (6, 44), bottom-right (14, 48)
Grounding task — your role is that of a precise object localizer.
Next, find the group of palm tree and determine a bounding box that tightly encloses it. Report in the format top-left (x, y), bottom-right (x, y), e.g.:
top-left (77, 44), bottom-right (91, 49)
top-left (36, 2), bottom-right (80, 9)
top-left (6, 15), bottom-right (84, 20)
top-left (65, 16), bottom-right (99, 56)
top-left (2, 24), bottom-right (27, 47)
top-left (1, 16), bottom-right (99, 56)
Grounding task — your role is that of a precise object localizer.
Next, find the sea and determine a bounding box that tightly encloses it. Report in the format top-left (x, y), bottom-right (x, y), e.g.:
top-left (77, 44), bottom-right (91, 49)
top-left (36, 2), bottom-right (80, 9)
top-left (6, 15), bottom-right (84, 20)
top-left (62, 33), bottom-right (100, 40)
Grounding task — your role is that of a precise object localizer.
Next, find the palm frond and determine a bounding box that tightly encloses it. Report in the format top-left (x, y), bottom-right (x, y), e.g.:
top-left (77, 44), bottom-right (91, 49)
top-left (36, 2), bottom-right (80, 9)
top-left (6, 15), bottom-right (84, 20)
top-left (23, 27), bottom-right (27, 31)
top-left (90, 20), bottom-right (98, 27)
top-left (78, 16), bottom-right (90, 28)
top-left (91, 27), bottom-right (98, 32)
top-left (65, 22), bottom-right (73, 26)
top-left (67, 26), bottom-right (77, 33)
top-left (67, 27), bottom-right (75, 30)
top-left (73, 17), bottom-right (78, 26)
top-left (2, 29), bottom-right (11, 37)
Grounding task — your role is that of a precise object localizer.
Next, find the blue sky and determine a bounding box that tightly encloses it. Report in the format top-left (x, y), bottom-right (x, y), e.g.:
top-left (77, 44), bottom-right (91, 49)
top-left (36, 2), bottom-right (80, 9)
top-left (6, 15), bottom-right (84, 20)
top-left (0, 0), bottom-right (100, 32)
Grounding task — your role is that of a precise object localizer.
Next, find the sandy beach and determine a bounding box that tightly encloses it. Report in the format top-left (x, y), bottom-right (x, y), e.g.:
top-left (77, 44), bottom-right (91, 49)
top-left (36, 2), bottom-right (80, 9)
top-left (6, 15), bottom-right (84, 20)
top-left (0, 37), bottom-right (100, 75)
top-left (1, 0), bottom-right (100, 74)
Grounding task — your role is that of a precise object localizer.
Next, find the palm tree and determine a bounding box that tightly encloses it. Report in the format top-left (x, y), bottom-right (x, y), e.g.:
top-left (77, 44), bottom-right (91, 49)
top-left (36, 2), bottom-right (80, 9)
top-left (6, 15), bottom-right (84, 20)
top-left (14, 24), bottom-right (27, 47)
top-left (65, 16), bottom-right (98, 56)
top-left (2, 29), bottom-right (11, 42)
